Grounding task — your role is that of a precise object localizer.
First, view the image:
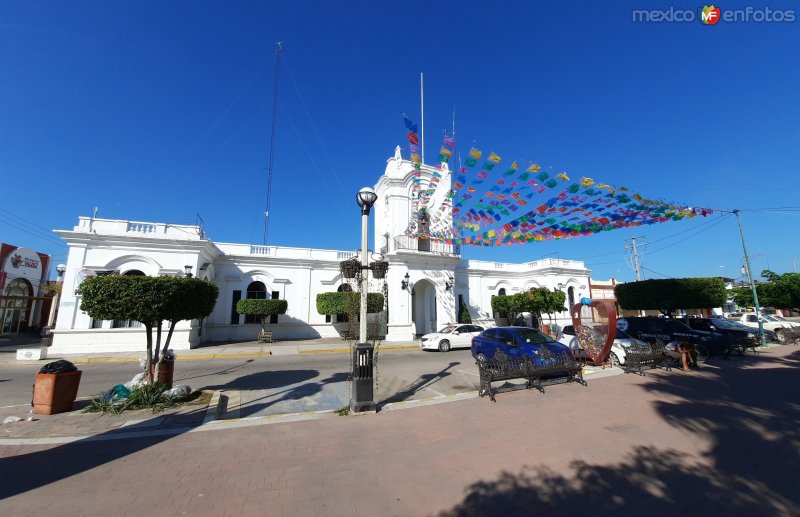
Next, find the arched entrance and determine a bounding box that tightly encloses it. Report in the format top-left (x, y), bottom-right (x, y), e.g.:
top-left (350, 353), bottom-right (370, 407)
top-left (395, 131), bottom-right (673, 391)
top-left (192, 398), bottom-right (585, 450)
top-left (1, 278), bottom-right (32, 334)
top-left (411, 279), bottom-right (437, 336)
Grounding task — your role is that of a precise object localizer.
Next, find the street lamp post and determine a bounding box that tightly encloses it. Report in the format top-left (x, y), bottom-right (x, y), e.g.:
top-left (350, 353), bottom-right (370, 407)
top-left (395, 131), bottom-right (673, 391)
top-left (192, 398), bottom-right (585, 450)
top-left (352, 187), bottom-right (378, 413)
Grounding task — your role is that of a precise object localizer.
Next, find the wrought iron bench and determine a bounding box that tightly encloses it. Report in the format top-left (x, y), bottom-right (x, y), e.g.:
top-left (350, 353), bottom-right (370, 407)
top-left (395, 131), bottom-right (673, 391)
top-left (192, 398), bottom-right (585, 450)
top-left (728, 336), bottom-right (760, 356)
top-left (620, 342), bottom-right (670, 375)
top-left (477, 349), bottom-right (586, 402)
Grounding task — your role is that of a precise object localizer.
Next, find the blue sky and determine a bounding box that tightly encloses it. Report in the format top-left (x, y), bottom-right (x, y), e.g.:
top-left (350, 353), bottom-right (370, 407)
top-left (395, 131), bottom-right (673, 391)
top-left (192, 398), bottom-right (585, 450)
top-left (2, 1), bottom-right (799, 281)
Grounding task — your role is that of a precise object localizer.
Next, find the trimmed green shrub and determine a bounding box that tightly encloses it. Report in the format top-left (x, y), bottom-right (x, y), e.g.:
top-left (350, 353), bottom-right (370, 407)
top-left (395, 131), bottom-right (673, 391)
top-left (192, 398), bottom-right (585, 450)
top-left (316, 292), bottom-right (384, 316)
top-left (615, 277), bottom-right (726, 314)
top-left (458, 299), bottom-right (472, 324)
top-left (237, 298), bottom-right (288, 334)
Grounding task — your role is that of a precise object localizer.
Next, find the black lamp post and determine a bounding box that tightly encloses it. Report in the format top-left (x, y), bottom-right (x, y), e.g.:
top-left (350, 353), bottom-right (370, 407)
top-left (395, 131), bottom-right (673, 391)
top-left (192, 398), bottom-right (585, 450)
top-left (184, 265), bottom-right (193, 278)
top-left (351, 187), bottom-right (378, 414)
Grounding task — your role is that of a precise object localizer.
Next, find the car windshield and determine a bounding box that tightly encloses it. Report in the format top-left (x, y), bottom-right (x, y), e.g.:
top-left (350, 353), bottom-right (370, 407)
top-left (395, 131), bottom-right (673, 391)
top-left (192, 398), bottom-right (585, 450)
top-left (514, 328), bottom-right (550, 344)
top-left (710, 319), bottom-right (741, 329)
top-left (437, 325), bottom-right (458, 333)
top-left (761, 315), bottom-right (779, 322)
top-left (664, 320), bottom-right (692, 332)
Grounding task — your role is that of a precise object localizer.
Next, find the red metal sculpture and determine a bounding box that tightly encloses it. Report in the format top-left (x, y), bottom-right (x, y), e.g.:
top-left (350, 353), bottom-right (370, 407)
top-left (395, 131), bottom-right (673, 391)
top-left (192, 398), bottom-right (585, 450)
top-left (570, 298), bottom-right (617, 365)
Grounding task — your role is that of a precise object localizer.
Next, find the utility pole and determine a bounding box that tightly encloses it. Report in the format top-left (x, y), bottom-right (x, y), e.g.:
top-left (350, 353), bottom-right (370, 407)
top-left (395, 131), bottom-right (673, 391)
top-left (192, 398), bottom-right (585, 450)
top-left (733, 210), bottom-right (766, 348)
top-left (625, 236), bottom-right (646, 281)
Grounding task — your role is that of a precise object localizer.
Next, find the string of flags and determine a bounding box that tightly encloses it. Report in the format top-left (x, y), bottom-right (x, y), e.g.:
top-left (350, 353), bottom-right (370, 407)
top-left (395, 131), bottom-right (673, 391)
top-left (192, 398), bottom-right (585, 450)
top-left (399, 115), bottom-right (712, 246)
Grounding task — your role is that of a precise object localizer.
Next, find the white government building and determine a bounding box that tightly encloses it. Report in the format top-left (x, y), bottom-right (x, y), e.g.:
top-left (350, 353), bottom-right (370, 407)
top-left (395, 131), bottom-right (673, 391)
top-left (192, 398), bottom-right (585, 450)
top-left (50, 148), bottom-right (592, 354)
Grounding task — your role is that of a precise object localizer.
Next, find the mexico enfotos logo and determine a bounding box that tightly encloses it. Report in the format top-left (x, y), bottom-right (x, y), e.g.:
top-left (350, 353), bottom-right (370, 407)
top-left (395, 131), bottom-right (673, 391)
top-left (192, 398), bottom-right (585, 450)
top-left (633, 5), bottom-right (796, 23)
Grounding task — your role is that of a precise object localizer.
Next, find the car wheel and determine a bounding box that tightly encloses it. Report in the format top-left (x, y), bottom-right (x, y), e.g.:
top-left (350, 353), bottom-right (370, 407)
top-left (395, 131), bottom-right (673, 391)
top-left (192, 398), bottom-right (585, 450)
top-left (438, 340), bottom-right (451, 352)
top-left (476, 352), bottom-right (487, 363)
top-left (695, 345), bottom-right (710, 364)
top-left (609, 352), bottom-right (620, 367)
top-left (776, 330), bottom-right (787, 343)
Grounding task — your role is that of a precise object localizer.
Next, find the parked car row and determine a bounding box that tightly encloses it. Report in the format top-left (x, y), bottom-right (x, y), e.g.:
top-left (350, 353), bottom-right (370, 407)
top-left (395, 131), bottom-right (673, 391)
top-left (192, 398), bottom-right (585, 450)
top-left (418, 313), bottom-right (796, 365)
top-left (470, 326), bottom-right (572, 363)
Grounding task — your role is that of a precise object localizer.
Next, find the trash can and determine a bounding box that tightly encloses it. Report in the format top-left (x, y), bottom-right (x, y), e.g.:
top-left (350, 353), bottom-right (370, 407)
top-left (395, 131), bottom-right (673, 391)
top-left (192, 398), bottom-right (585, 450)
top-left (156, 359), bottom-right (174, 390)
top-left (32, 361), bottom-right (82, 415)
top-left (350, 342), bottom-right (375, 413)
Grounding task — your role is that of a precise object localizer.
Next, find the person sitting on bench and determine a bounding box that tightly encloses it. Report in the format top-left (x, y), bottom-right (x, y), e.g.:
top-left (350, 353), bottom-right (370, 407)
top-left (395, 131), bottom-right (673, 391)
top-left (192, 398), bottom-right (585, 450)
top-left (665, 340), bottom-right (697, 372)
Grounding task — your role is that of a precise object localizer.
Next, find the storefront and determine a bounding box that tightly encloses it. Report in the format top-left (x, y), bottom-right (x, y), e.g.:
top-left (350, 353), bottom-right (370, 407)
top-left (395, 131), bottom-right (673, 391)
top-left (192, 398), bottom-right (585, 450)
top-left (0, 244), bottom-right (51, 335)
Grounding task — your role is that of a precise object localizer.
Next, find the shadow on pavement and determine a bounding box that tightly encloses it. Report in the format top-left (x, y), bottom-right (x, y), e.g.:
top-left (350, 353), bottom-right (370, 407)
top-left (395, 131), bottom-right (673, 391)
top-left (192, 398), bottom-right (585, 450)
top-left (202, 369), bottom-right (320, 391)
top-left (380, 362), bottom-right (459, 406)
top-left (440, 350), bottom-right (800, 515)
top-left (0, 404), bottom-right (209, 501)
top-left (236, 372), bottom-right (349, 417)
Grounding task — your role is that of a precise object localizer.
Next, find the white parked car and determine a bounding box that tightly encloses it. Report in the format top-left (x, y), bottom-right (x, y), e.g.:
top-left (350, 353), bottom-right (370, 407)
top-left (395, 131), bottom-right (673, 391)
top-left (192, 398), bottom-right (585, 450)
top-left (419, 324), bottom-right (485, 352)
top-left (557, 324), bottom-right (647, 366)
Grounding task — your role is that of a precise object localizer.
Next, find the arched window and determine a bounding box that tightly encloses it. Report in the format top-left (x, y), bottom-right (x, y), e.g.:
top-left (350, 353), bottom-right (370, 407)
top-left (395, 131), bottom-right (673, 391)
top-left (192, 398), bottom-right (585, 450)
top-left (568, 286), bottom-right (575, 311)
top-left (245, 281), bottom-right (267, 323)
top-left (496, 288), bottom-right (508, 323)
top-left (124, 270), bottom-right (145, 276)
top-left (247, 281), bottom-right (267, 299)
top-left (1, 278), bottom-right (32, 334)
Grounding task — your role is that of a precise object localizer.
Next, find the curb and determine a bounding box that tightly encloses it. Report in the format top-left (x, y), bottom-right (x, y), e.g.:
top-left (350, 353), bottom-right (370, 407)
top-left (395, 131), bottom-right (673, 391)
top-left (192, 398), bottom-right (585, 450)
top-left (2, 344), bottom-right (421, 365)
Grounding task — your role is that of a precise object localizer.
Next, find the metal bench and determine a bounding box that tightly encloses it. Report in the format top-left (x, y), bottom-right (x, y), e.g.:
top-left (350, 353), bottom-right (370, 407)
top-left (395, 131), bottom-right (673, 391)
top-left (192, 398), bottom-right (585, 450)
top-left (620, 342), bottom-right (671, 375)
top-left (477, 349), bottom-right (586, 402)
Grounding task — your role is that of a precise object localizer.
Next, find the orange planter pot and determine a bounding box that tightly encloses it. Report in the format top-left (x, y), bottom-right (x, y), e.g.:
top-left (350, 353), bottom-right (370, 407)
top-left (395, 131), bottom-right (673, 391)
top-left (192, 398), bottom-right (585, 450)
top-left (32, 371), bottom-right (82, 415)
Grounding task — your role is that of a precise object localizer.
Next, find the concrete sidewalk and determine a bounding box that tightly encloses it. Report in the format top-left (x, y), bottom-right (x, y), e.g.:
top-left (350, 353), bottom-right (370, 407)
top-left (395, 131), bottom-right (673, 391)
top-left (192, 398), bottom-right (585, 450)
top-left (0, 344), bottom-right (797, 515)
top-left (1, 336), bottom-right (420, 364)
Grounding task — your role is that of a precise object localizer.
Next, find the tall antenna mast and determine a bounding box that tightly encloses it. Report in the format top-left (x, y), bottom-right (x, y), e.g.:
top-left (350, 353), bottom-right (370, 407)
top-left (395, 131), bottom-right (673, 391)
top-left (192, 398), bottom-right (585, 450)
top-left (420, 72), bottom-right (424, 165)
top-left (263, 42), bottom-right (283, 246)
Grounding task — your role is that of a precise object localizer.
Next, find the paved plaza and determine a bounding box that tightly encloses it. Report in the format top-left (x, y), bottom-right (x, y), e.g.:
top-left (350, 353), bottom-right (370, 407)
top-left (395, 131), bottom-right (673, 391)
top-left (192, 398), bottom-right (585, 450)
top-left (1, 343), bottom-right (798, 515)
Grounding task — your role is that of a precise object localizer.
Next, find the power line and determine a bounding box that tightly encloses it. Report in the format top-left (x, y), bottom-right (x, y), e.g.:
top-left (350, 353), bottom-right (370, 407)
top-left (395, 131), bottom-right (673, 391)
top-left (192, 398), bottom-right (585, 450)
top-left (642, 266), bottom-right (671, 278)
top-left (0, 214), bottom-right (64, 247)
top-left (646, 214), bottom-right (733, 257)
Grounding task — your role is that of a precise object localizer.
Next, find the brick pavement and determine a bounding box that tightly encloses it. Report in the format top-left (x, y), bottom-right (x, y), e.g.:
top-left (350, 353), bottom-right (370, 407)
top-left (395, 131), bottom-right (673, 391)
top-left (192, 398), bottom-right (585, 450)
top-left (1, 345), bottom-right (798, 515)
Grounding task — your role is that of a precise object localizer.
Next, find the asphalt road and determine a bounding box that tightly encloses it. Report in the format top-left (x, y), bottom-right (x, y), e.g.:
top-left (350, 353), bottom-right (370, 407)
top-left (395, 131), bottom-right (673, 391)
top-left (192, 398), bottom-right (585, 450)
top-left (0, 348), bottom-right (482, 409)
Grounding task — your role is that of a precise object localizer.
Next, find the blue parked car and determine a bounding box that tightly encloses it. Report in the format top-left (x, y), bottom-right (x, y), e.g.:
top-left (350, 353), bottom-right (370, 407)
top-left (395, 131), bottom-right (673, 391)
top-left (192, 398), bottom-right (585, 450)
top-left (471, 326), bottom-right (573, 363)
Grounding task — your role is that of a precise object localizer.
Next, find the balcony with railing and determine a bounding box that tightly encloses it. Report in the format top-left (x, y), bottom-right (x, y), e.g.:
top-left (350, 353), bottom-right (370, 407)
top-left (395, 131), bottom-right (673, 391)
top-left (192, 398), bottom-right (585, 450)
top-left (393, 235), bottom-right (461, 256)
top-left (215, 242), bottom-right (358, 262)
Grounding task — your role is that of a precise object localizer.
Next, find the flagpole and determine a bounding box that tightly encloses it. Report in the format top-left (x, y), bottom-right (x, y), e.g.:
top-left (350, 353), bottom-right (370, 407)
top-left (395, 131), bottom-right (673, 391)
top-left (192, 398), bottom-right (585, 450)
top-left (420, 72), bottom-right (424, 165)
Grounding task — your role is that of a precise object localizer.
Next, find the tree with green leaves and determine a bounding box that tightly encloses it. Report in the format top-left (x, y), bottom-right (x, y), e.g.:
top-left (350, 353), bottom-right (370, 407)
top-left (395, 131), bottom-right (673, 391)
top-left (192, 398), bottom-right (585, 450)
top-left (78, 275), bottom-right (219, 383)
top-left (491, 288), bottom-right (566, 329)
top-left (458, 298), bottom-right (472, 324)
top-left (732, 270), bottom-right (800, 312)
top-left (615, 277), bottom-right (726, 316)
top-left (236, 298), bottom-right (288, 338)
top-left (316, 292), bottom-right (384, 316)
top-left (316, 292), bottom-right (385, 339)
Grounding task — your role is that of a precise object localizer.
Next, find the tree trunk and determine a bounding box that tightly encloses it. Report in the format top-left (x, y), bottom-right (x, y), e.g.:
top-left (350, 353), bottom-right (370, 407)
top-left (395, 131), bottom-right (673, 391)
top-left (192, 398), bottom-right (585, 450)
top-left (161, 320), bottom-right (177, 359)
top-left (144, 324), bottom-right (154, 384)
top-left (153, 322), bottom-right (163, 363)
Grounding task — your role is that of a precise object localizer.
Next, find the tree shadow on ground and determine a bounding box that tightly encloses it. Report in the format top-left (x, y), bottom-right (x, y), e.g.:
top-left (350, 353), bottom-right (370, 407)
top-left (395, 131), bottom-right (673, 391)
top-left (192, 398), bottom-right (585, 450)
top-left (440, 349), bottom-right (800, 515)
top-left (201, 369), bottom-right (320, 391)
top-left (0, 404), bottom-right (210, 500)
top-left (233, 372), bottom-right (350, 417)
top-left (379, 362), bottom-right (459, 406)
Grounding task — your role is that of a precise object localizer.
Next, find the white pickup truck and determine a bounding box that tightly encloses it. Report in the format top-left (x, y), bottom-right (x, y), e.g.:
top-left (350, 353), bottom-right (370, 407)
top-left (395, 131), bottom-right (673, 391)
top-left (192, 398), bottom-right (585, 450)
top-left (735, 313), bottom-right (800, 343)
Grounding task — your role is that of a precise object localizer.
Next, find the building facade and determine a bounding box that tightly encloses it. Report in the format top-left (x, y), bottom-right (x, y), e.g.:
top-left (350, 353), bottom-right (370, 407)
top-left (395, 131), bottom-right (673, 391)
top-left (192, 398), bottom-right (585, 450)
top-left (0, 243), bottom-right (51, 335)
top-left (50, 150), bottom-right (592, 354)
